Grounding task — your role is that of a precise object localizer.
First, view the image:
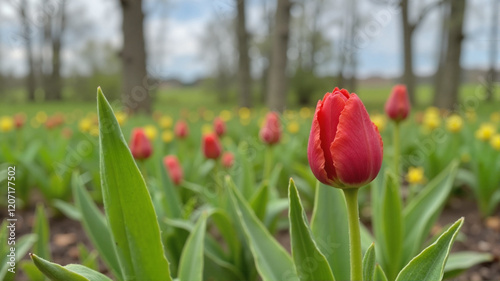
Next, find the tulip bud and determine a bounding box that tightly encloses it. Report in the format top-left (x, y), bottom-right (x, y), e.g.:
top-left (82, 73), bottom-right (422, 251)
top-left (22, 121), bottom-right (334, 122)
top-left (213, 117), bottom-right (226, 137)
top-left (174, 120), bottom-right (189, 139)
top-left (308, 88), bottom-right (383, 189)
top-left (13, 113), bottom-right (26, 129)
top-left (221, 152), bottom-right (234, 168)
top-left (130, 128), bottom-right (152, 160)
top-left (163, 155), bottom-right (183, 185)
top-left (202, 133), bottom-right (222, 159)
top-left (259, 112), bottom-right (281, 145)
top-left (385, 84), bottom-right (411, 122)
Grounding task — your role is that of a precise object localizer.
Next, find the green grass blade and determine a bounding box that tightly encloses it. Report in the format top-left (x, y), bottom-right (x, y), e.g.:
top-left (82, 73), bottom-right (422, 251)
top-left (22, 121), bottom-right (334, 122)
top-left (310, 182), bottom-right (350, 281)
top-left (288, 179), bottom-right (335, 281)
top-left (395, 218), bottom-right (464, 281)
top-left (178, 214), bottom-right (207, 281)
top-left (97, 88), bottom-right (171, 281)
top-left (443, 252), bottom-right (493, 279)
top-left (362, 243), bottom-right (376, 281)
top-left (33, 204), bottom-right (51, 260)
top-left (374, 264), bottom-right (388, 281)
top-left (30, 253), bottom-right (112, 281)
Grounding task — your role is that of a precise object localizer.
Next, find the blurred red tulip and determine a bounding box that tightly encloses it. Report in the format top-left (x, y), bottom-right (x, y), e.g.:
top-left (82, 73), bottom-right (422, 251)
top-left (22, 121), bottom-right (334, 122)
top-left (62, 127), bottom-right (73, 139)
top-left (13, 113), bottom-right (26, 129)
top-left (174, 120), bottom-right (189, 139)
top-left (213, 117), bottom-right (226, 136)
top-left (202, 133), bottom-right (222, 159)
top-left (130, 128), bottom-right (152, 160)
top-left (163, 155), bottom-right (183, 185)
top-left (259, 112), bottom-right (281, 145)
top-left (221, 152), bottom-right (234, 168)
top-left (385, 84), bottom-right (411, 122)
top-left (308, 88), bottom-right (383, 188)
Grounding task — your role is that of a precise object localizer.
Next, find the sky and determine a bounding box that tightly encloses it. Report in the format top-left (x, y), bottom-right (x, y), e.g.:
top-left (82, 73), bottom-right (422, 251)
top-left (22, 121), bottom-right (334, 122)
top-left (0, 0), bottom-right (497, 82)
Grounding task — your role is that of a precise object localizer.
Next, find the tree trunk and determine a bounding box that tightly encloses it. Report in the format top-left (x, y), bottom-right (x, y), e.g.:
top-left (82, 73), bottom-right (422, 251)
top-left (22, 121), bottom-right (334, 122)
top-left (433, 3), bottom-right (449, 100)
top-left (42, 4), bottom-right (53, 100)
top-left (50, 0), bottom-right (66, 101)
top-left (20, 0), bottom-right (36, 102)
top-left (486, 0), bottom-right (499, 101)
top-left (433, 0), bottom-right (466, 109)
top-left (266, 0), bottom-right (291, 112)
top-left (401, 0), bottom-right (416, 105)
top-left (236, 0), bottom-right (252, 108)
top-left (119, 0), bottom-right (151, 114)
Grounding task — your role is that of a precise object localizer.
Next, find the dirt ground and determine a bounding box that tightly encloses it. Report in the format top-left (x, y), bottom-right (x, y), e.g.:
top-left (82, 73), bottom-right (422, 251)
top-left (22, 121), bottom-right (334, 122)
top-left (7, 190), bottom-right (500, 281)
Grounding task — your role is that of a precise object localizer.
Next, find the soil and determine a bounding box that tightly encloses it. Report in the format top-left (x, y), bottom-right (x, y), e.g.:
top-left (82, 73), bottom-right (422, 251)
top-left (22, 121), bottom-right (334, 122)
top-left (6, 190), bottom-right (500, 281)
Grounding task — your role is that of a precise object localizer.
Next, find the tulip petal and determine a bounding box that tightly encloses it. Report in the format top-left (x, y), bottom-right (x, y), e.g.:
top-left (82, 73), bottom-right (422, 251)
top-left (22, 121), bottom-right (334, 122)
top-left (331, 94), bottom-right (383, 187)
top-left (308, 100), bottom-right (329, 185)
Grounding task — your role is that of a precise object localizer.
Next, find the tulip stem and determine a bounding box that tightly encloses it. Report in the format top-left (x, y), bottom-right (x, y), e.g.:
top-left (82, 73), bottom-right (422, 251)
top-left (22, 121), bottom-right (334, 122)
top-left (343, 188), bottom-right (363, 281)
top-left (263, 146), bottom-right (273, 180)
top-left (393, 122), bottom-right (401, 178)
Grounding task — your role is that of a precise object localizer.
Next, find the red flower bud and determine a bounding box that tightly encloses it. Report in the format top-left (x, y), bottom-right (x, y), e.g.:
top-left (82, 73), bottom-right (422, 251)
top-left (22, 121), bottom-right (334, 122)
top-left (130, 128), bottom-right (152, 160)
top-left (259, 112), bottom-right (281, 145)
top-left (385, 84), bottom-right (411, 122)
top-left (163, 155), bottom-right (183, 185)
top-left (202, 133), bottom-right (222, 159)
top-left (308, 88), bottom-right (383, 188)
top-left (174, 120), bottom-right (189, 139)
top-left (213, 117), bottom-right (226, 137)
top-left (221, 152), bottom-right (234, 168)
top-left (13, 113), bottom-right (26, 129)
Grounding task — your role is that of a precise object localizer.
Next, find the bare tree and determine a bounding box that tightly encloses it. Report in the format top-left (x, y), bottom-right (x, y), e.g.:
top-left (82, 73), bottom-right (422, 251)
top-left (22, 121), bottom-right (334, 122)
top-left (16, 0), bottom-right (37, 102)
top-left (433, 0), bottom-right (466, 109)
top-left (267, 0), bottom-right (292, 112)
top-left (236, 0), bottom-right (252, 108)
top-left (486, 0), bottom-right (499, 101)
top-left (119, 0), bottom-right (151, 114)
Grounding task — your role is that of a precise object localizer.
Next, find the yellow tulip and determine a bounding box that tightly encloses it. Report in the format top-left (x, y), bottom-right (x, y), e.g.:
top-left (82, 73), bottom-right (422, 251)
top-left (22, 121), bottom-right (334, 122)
top-left (161, 130), bottom-right (174, 143)
top-left (79, 118), bottom-right (93, 133)
top-left (406, 167), bottom-right (425, 185)
top-left (490, 134), bottom-right (500, 151)
top-left (371, 114), bottom-right (387, 132)
top-left (220, 110), bottom-right (232, 122)
top-left (159, 116), bottom-right (173, 129)
top-left (0, 116), bottom-right (14, 132)
top-left (287, 121), bottom-right (300, 134)
top-left (143, 125), bottom-right (158, 140)
top-left (475, 123), bottom-right (496, 141)
top-left (446, 115), bottom-right (463, 133)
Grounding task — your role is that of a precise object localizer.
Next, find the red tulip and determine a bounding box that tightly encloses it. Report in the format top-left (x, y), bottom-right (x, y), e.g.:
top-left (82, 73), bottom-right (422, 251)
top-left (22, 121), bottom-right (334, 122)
top-left (13, 113), bottom-right (26, 129)
top-left (307, 88), bottom-right (383, 188)
top-left (259, 112), bottom-right (281, 145)
top-left (130, 128), bottom-right (152, 160)
top-left (221, 152), bottom-right (234, 168)
top-left (174, 120), bottom-right (189, 139)
top-left (163, 155), bottom-right (183, 185)
top-left (385, 84), bottom-right (411, 122)
top-left (213, 117), bottom-right (226, 137)
top-left (202, 133), bottom-right (222, 159)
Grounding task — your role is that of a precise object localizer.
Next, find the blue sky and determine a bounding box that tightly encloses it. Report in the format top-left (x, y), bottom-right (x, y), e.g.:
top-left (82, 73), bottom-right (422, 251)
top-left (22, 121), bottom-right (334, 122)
top-left (0, 0), bottom-right (497, 82)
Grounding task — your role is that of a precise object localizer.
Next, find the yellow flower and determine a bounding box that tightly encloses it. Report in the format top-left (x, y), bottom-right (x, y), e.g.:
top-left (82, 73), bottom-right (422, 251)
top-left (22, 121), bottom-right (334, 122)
top-left (79, 118), bottom-right (93, 133)
top-left (406, 167), bottom-right (425, 185)
top-left (446, 115), bottom-right (463, 133)
top-left (287, 121), bottom-right (300, 134)
top-left (35, 111), bottom-right (48, 124)
top-left (371, 114), bottom-right (387, 132)
top-left (0, 116), bottom-right (14, 132)
top-left (201, 124), bottom-right (213, 134)
top-left (490, 134), bottom-right (500, 151)
top-left (422, 107), bottom-right (441, 131)
top-left (159, 116), bottom-right (173, 129)
top-left (203, 110), bottom-right (214, 121)
top-left (299, 107), bottom-right (312, 119)
top-left (143, 125), bottom-right (158, 140)
top-left (115, 112), bottom-right (127, 126)
top-left (491, 112), bottom-right (500, 123)
top-left (475, 123), bottom-right (496, 141)
top-left (238, 107), bottom-right (251, 120)
top-left (161, 130), bottom-right (174, 143)
top-left (220, 110), bottom-right (232, 122)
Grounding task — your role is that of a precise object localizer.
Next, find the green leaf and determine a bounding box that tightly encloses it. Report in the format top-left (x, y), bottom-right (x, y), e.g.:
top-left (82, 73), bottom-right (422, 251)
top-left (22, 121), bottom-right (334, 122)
top-left (395, 218), bottom-right (464, 281)
top-left (72, 172), bottom-right (122, 280)
top-left (374, 264), bottom-right (388, 281)
top-left (30, 254), bottom-right (112, 281)
top-left (178, 214), bottom-right (207, 281)
top-left (97, 88), bottom-right (171, 281)
top-left (156, 157), bottom-right (183, 219)
top-left (227, 178), bottom-right (299, 281)
top-left (33, 204), bottom-right (51, 260)
top-left (250, 183), bottom-right (269, 221)
top-left (52, 199), bottom-right (82, 221)
top-left (362, 243), bottom-right (376, 281)
top-left (310, 183), bottom-right (350, 281)
top-left (0, 229), bottom-right (37, 281)
top-left (402, 160), bottom-right (458, 264)
top-left (288, 179), bottom-right (335, 281)
top-left (443, 252), bottom-right (493, 279)
top-left (379, 172), bottom-right (403, 280)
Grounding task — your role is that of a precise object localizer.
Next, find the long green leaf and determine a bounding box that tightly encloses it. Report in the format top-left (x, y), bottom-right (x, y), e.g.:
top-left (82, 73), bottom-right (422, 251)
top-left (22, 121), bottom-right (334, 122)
top-left (288, 179), bottom-right (335, 281)
top-left (443, 252), bottom-right (493, 279)
top-left (178, 215), bottom-right (207, 281)
top-left (402, 160), bottom-right (458, 264)
top-left (97, 88), bottom-right (171, 281)
top-left (250, 183), bottom-right (269, 221)
top-left (310, 183), bottom-right (350, 281)
top-left (33, 204), bottom-right (51, 260)
top-left (227, 178), bottom-right (299, 281)
top-left (72, 173), bottom-right (122, 280)
top-left (30, 254), bottom-right (112, 281)
top-left (395, 218), bottom-right (463, 281)
top-left (362, 243), bottom-right (376, 281)
top-left (374, 264), bottom-right (388, 281)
